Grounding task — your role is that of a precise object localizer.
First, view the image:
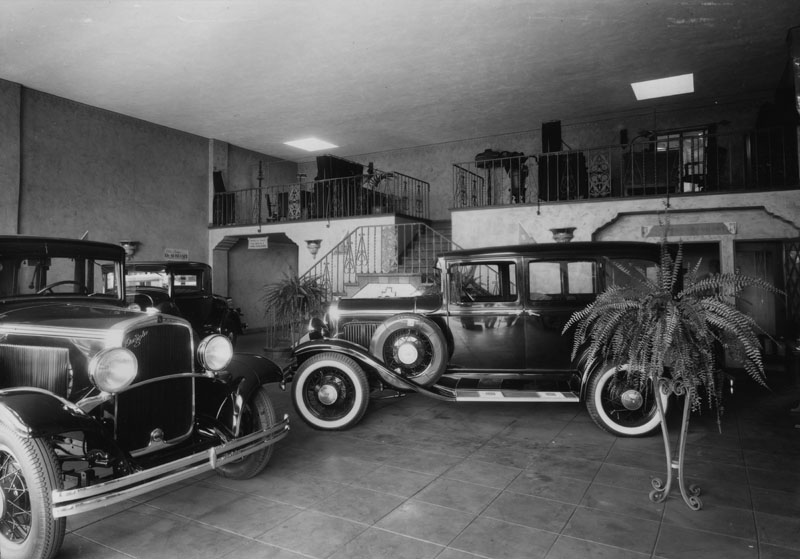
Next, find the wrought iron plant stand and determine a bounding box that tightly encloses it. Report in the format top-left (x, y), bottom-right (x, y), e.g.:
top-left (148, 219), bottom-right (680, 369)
top-left (649, 377), bottom-right (703, 510)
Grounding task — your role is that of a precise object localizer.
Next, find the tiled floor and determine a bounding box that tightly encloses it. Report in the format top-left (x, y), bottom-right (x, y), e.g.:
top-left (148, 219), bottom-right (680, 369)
top-left (58, 334), bottom-right (800, 558)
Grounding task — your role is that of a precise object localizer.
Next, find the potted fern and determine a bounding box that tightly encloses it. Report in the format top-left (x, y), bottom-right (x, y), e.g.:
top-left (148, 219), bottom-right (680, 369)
top-left (564, 237), bottom-right (778, 510)
top-left (262, 270), bottom-right (327, 358)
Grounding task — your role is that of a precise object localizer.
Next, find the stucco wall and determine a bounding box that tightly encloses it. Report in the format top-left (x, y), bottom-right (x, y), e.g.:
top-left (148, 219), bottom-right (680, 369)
top-left (228, 236), bottom-right (297, 333)
top-left (18, 89), bottom-right (210, 260)
top-left (451, 190), bottom-right (800, 249)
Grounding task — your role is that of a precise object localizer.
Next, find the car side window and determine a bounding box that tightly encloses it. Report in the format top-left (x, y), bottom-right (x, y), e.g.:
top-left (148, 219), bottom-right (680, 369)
top-left (604, 257), bottom-right (659, 289)
top-left (528, 260), bottom-right (597, 301)
top-left (449, 262), bottom-right (517, 304)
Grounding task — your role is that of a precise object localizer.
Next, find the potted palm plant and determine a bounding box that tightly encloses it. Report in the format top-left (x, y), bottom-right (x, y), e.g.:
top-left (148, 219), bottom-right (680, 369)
top-left (564, 235), bottom-right (778, 510)
top-left (261, 270), bottom-right (327, 358)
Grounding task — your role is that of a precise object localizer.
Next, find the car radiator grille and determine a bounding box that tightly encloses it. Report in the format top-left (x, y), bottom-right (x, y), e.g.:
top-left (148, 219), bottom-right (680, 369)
top-left (123, 323), bottom-right (193, 380)
top-left (115, 323), bottom-right (195, 453)
top-left (0, 344), bottom-right (71, 396)
top-left (340, 322), bottom-right (378, 349)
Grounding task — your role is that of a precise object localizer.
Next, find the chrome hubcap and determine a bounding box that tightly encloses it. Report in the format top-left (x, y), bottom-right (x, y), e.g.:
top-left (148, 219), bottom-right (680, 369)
top-left (396, 341), bottom-right (420, 365)
top-left (620, 389), bottom-right (644, 410)
top-left (317, 383), bottom-right (339, 406)
top-left (0, 484), bottom-right (6, 519)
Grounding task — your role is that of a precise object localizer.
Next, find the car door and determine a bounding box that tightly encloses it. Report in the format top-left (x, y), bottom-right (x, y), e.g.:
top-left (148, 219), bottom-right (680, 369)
top-left (524, 257), bottom-right (598, 371)
top-left (445, 258), bottom-right (527, 372)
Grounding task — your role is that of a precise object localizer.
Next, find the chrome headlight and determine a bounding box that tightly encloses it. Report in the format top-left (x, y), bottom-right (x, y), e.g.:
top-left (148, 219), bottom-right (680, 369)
top-left (197, 334), bottom-right (233, 372)
top-left (89, 348), bottom-right (138, 393)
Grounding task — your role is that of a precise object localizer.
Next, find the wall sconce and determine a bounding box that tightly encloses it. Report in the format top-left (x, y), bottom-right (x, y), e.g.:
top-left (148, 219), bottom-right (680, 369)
top-left (119, 240), bottom-right (140, 258)
top-left (305, 239), bottom-right (322, 258)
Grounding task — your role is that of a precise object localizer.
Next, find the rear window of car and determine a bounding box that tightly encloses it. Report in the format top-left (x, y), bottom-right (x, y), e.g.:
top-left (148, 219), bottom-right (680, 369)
top-left (528, 260), bottom-right (597, 301)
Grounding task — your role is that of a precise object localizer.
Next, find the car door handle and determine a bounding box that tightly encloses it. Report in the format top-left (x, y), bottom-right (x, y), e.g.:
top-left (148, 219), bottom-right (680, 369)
top-left (518, 309), bottom-right (541, 317)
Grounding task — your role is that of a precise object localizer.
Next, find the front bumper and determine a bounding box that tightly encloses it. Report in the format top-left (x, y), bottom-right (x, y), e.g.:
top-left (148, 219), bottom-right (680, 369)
top-left (52, 414), bottom-right (290, 518)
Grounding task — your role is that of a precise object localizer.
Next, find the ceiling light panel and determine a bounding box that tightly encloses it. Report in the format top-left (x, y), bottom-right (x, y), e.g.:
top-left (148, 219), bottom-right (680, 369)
top-left (631, 74), bottom-right (694, 101)
top-left (284, 137), bottom-right (338, 151)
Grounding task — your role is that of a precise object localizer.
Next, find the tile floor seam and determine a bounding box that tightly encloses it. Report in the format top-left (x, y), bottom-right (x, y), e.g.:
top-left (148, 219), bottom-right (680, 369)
top-left (67, 531), bottom-right (139, 558)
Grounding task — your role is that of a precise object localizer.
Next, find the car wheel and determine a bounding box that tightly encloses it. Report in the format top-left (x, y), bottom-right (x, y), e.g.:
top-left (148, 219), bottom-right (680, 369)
top-left (0, 423), bottom-right (65, 559)
top-left (585, 363), bottom-right (667, 437)
top-left (292, 352), bottom-right (369, 430)
top-left (216, 387), bottom-right (276, 479)
top-left (369, 313), bottom-right (447, 387)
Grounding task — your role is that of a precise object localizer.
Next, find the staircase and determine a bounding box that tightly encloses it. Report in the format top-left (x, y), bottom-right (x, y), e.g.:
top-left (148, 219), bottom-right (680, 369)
top-left (303, 221), bottom-right (459, 300)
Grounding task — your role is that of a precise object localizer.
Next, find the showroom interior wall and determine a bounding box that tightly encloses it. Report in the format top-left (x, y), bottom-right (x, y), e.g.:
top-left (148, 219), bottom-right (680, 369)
top-left (0, 80), bottom-right (285, 263)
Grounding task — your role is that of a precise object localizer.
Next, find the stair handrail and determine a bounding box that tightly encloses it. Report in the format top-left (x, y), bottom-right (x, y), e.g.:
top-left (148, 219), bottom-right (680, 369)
top-left (301, 222), bottom-right (460, 301)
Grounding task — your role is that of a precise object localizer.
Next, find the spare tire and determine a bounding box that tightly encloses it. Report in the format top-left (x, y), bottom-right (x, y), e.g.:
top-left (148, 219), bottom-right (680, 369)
top-left (369, 313), bottom-right (448, 387)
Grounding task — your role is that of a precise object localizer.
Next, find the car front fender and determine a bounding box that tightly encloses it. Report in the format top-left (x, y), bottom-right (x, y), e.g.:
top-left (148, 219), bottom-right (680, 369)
top-left (290, 339), bottom-right (455, 401)
top-left (225, 352), bottom-right (284, 398)
top-left (0, 388), bottom-right (104, 439)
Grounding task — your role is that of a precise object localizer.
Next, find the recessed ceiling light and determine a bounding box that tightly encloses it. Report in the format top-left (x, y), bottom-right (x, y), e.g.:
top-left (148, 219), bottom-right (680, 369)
top-left (284, 137), bottom-right (338, 151)
top-left (631, 73), bottom-right (694, 101)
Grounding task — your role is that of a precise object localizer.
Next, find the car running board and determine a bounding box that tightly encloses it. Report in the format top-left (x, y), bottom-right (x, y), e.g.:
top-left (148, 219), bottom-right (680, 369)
top-left (452, 389), bottom-right (580, 403)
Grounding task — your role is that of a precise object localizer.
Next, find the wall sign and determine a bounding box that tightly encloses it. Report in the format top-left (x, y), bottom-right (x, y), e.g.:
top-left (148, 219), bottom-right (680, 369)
top-left (248, 237), bottom-right (269, 249)
top-left (164, 248), bottom-right (189, 261)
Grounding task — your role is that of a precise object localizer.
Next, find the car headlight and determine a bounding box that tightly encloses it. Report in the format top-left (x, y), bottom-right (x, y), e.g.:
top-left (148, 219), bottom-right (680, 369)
top-left (89, 348), bottom-right (138, 393)
top-left (197, 334), bottom-right (233, 372)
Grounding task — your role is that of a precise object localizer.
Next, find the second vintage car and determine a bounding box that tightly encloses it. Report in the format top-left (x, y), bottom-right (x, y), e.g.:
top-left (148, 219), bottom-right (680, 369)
top-left (0, 236), bottom-right (288, 559)
top-left (286, 241), bottom-right (670, 437)
top-left (124, 260), bottom-right (247, 345)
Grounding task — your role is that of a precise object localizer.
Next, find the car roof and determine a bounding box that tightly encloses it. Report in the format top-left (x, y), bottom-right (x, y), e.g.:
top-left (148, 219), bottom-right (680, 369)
top-left (126, 261), bottom-right (211, 271)
top-left (441, 241), bottom-right (661, 260)
top-left (0, 234), bottom-right (124, 259)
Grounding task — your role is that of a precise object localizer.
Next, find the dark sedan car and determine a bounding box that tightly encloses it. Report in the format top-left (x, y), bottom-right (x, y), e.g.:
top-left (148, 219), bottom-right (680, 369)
top-left (0, 236), bottom-right (288, 559)
top-left (125, 261), bottom-right (246, 345)
top-left (285, 241), bottom-right (669, 437)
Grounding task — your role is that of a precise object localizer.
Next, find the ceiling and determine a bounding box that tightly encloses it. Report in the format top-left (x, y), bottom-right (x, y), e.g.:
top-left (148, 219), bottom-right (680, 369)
top-left (1, 1), bottom-right (798, 162)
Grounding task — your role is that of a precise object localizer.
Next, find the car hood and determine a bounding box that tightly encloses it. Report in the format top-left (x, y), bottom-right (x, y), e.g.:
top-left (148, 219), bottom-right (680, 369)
top-left (0, 301), bottom-right (146, 334)
top-left (335, 294), bottom-right (442, 315)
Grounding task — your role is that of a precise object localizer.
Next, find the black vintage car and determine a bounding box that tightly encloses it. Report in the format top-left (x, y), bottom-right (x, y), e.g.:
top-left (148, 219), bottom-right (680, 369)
top-left (124, 261), bottom-right (246, 345)
top-left (0, 236), bottom-right (289, 559)
top-left (286, 241), bottom-right (670, 437)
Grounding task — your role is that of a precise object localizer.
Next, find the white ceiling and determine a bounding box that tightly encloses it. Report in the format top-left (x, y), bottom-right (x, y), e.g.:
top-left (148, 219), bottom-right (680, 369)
top-left (1, 1), bottom-right (798, 162)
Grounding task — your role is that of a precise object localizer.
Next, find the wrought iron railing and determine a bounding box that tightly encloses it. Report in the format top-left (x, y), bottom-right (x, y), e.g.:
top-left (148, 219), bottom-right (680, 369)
top-left (302, 222), bottom-right (459, 300)
top-left (453, 126), bottom-right (799, 208)
top-left (212, 171), bottom-right (430, 226)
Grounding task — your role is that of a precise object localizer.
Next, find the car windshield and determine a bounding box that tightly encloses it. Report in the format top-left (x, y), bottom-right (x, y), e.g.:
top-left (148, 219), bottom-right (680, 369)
top-left (1, 253), bottom-right (122, 300)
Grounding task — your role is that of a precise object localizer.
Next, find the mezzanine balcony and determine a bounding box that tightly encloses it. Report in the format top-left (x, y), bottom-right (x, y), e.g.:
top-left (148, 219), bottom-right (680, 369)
top-left (453, 126), bottom-right (799, 209)
top-left (212, 171), bottom-right (430, 227)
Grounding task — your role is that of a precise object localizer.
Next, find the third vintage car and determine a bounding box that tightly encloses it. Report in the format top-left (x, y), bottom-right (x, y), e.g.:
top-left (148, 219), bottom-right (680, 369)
top-left (285, 241), bottom-right (670, 437)
top-left (124, 260), bottom-right (247, 346)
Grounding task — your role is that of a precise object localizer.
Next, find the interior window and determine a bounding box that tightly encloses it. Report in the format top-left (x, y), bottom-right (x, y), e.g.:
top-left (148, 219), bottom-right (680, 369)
top-left (449, 262), bottom-right (517, 303)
